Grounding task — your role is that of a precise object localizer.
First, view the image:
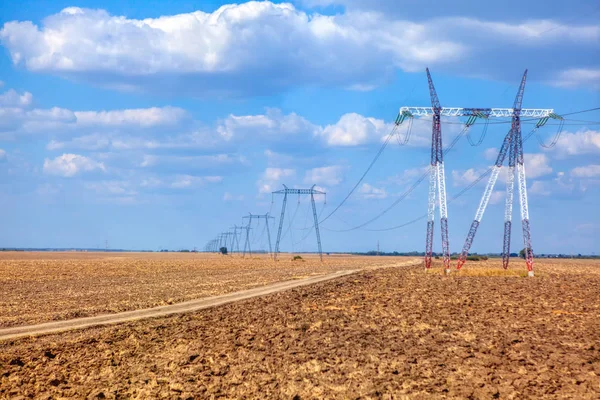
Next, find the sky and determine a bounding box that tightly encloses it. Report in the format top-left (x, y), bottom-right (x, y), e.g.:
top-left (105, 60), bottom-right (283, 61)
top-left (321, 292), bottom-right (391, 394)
top-left (0, 0), bottom-right (598, 254)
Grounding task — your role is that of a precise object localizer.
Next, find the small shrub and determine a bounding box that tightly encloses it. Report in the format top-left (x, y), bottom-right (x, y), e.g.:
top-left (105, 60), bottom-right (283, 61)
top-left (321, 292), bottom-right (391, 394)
top-left (219, 247), bottom-right (228, 255)
top-left (466, 255), bottom-right (481, 261)
top-left (481, 255), bottom-right (489, 261)
top-left (435, 256), bottom-right (440, 260)
top-left (292, 255), bottom-right (304, 261)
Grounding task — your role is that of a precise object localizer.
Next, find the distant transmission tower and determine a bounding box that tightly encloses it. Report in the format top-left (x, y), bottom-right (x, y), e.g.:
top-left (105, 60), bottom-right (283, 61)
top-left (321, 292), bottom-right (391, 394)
top-left (272, 185), bottom-right (326, 261)
top-left (242, 213), bottom-right (274, 258)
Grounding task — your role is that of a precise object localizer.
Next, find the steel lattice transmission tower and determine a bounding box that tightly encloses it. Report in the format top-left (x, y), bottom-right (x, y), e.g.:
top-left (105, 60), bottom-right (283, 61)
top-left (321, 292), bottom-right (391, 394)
top-left (272, 185), bottom-right (326, 261)
top-left (455, 70), bottom-right (536, 276)
top-left (424, 68), bottom-right (451, 274)
top-left (242, 213), bottom-right (274, 258)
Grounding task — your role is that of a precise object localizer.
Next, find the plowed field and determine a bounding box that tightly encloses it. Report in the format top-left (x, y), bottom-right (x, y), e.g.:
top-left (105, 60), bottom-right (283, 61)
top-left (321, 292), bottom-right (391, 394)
top-left (0, 252), bottom-right (409, 328)
top-left (1, 258), bottom-right (599, 398)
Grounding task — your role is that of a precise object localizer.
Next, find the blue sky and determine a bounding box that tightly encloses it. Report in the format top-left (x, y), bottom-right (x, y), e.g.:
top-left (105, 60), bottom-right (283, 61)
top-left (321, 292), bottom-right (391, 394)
top-left (0, 0), bottom-right (598, 254)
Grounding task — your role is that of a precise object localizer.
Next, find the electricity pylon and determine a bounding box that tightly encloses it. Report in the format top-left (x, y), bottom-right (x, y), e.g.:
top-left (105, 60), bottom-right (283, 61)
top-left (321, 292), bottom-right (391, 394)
top-left (423, 68), bottom-right (451, 274)
top-left (396, 69), bottom-right (554, 275)
top-left (453, 70), bottom-right (553, 276)
top-left (230, 225), bottom-right (244, 254)
top-left (242, 213), bottom-right (275, 258)
top-left (272, 184), bottom-right (326, 261)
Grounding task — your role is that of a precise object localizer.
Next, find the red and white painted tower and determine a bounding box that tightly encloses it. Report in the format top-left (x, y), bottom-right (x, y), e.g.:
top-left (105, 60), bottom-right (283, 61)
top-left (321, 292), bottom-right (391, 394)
top-left (424, 68), bottom-right (451, 274)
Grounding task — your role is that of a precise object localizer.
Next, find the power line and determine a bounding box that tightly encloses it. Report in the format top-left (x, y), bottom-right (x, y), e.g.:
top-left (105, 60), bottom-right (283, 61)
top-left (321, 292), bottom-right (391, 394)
top-left (333, 125), bottom-right (544, 233)
top-left (323, 124), bottom-right (471, 232)
top-left (318, 124), bottom-right (399, 224)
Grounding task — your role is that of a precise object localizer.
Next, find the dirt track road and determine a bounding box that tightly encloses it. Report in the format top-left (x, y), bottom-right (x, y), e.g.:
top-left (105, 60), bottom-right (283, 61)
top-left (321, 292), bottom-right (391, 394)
top-left (0, 259), bottom-right (419, 341)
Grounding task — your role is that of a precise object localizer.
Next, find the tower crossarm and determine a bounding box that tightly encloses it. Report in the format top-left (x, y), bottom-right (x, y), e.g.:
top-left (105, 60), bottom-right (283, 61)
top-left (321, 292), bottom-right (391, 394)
top-left (272, 184), bottom-right (326, 196)
top-left (399, 107), bottom-right (553, 119)
top-left (272, 188), bottom-right (326, 195)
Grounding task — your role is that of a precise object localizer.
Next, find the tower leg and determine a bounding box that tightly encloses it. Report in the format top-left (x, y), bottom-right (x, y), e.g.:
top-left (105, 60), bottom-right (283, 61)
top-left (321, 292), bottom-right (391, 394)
top-left (243, 222), bottom-right (251, 257)
top-left (437, 162), bottom-right (451, 274)
top-left (311, 193), bottom-right (323, 262)
top-left (274, 193), bottom-right (288, 261)
top-left (265, 217), bottom-right (273, 259)
top-left (516, 130), bottom-right (534, 276)
top-left (425, 165), bottom-right (437, 270)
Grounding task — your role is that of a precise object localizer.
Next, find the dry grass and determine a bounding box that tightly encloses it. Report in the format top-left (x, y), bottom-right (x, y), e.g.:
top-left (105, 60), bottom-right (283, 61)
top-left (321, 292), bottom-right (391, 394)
top-left (0, 252), bottom-right (415, 328)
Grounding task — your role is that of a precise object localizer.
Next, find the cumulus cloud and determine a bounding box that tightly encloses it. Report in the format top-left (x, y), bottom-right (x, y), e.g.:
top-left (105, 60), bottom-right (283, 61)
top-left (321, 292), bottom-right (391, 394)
top-left (529, 180), bottom-right (551, 196)
top-left (0, 89), bottom-right (33, 107)
top-left (0, 4), bottom-right (466, 95)
top-left (304, 165), bottom-right (346, 186)
top-left (524, 153), bottom-right (552, 179)
top-left (0, 148), bottom-right (6, 162)
top-left (257, 167), bottom-right (296, 193)
top-left (1, 102), bottom-right (186, 138)
top-left (452, 153), bottom-right (552, 187)
top-left (319, 113), bottom-right (392, 146)
top-left (388, 166), bottom-right (430, 185)
top-left (6, 3), bottom-right (595, 94)
top-left (217, 108), bottom-right (318, 141)
top-left (571, 164), bottom-right (600, 178)
top-left (547, 129), bottom-right (600, 157)
top-left (85, 181), bottom-right (136, 196)
top-left (529, 171), bottom-right (595, 198)
top-left (452, 168), bottom-right (489, 187)
top-left (553, 68), bottom-right (600, 90)
top-left (43, 153), bottom-right (106, 177)
top-left (138, 154), bottom-right (244, 170)
top-left (171, 175), bottom-right (222, 189)
top-left (74, 107), bottom-right (187, 127)
top-left (359, 183), bottom-right (387, 199)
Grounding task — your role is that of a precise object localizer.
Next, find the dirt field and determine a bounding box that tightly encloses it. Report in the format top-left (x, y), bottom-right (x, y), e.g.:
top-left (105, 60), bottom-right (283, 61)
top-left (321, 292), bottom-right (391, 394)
top-left (1, 258), bottom-right (599, 398)
top-left (0, 252), bottom-right (410, 327)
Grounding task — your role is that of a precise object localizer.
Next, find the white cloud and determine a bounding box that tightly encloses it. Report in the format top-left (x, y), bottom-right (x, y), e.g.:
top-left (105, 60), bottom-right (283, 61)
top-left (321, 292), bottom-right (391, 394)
top-left (524, 153), bottom-right (552, 179)
top-left (452, 168), bottom-right (489, 187)
top-left (171, 175), bottom-right (222, 189)
top-left (74, 107), bottom-right (186, 127)
top-left (547, 129), bottom-right (600, 157)
top-left (257, 167), bottom-right (296, 194)
top-left (320, 113), bottom-right (392, 146)
top-left (0, 149), bottom-right (6, 162)
top-left (388, 166), bottom-right (429, 185)
top-left (43, 153), bottom-right (106, 177)
top-left (85, 181), bottom-right (136, 196)
top-left (47, 134), bottom-right (111, 151)
top-left (138, 154), bottom-right (242, 169)
top-left (2, 3), bottom-right (596, 94)
top-left (0, 89), bottom-right (33, 107)
top-left (0, 3), bottom-right (460, 95)
top-left (1, 103), bottom-right (185, 138)
top-left (529, 180), bottom-right (551, 196)
top-left (452, 153), bottom-right (551, 187)
top-left (483, 147), bottom-right (498, 161)
top-left (571, 164), bottom-right (600, 178)
top-left (488, 190), bottom-right (504, 205)
top-left (304, 165), bottom-right (345, 186)
top-left (553, 68), bottom-right (600, 90)
top-left (529, 171), bottom-right (594, 198)
top-left (217, 108), bottom-right (317, 141)
top-left (359, 183), bottom-right (387, 199)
